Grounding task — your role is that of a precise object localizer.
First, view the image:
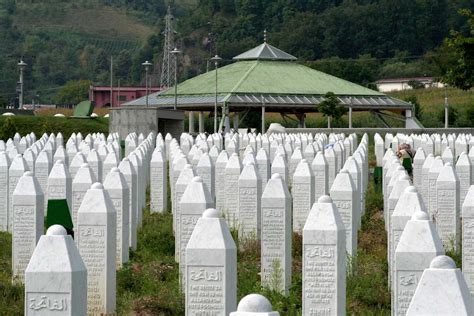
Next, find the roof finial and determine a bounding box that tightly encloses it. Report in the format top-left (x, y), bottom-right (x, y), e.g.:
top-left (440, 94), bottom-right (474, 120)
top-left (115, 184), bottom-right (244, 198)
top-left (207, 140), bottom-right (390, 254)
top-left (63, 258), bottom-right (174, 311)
top-left (263, 29), bottom-right (267, 44)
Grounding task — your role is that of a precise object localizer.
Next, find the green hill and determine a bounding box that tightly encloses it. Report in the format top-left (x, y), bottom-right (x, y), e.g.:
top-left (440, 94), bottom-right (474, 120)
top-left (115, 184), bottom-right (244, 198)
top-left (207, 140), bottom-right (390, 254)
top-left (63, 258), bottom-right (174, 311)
top-left (0, 0), bottom-right (472, 106)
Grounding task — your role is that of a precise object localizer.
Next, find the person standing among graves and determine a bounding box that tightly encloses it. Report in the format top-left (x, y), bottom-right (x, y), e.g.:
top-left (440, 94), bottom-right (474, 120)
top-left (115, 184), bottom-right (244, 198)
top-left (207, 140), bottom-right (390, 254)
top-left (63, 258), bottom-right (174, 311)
top-left (397, 143), bottom-right (414, 176)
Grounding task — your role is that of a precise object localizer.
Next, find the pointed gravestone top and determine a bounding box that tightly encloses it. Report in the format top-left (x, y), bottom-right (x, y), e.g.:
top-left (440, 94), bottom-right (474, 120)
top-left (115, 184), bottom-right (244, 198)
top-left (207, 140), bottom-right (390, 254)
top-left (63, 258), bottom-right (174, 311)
top-left (396, 210), bottom-right (444, 255)
top-left (438, 161), bottom-right (458, 181)
top-left (406, 255), bottom-right (473, 315)
top-left (25, 224), bottom-right (87, 315)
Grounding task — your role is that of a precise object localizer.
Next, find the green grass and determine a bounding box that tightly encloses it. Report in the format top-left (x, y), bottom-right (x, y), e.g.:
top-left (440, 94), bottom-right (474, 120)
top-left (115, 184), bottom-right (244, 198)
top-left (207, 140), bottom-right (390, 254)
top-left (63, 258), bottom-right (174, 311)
top-left (0, 116), bottom-right (109, 141)
top-left (0, 232), bottom-right (23, 314)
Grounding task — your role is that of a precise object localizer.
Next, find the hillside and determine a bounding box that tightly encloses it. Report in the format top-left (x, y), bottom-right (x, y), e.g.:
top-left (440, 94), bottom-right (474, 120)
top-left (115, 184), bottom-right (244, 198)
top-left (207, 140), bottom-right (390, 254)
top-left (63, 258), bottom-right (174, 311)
top-left (13, 2), bottom-right (154, 42)
top-left (0, 0), bottom-right (472, 106)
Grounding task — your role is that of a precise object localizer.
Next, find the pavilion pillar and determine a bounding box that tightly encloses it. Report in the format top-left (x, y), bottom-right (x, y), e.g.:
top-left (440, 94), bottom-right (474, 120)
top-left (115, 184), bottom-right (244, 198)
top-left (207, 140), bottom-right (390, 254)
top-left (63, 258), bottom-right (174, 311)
top-left (297, 113), bottom-right (306, 128)
top-left (348, 97), bottom-right (353, 128)
top-left (198, 111), bottom-right (204, 133)
top-left (348, 106), bottom-right (353, 128)
top-left (189, 111), bottom-right (195, 134)
top-left (233, 112), bottom-right (239, 130)
top-left (261, 105), bottom-right (266, 133)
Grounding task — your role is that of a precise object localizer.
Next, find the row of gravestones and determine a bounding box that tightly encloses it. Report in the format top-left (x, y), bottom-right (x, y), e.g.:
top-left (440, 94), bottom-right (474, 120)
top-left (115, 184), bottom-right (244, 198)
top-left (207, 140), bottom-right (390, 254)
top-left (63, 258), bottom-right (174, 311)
top-left (375, 133), bottom-right (474, 314)
top-left (153, 131), bottom-right (371, 315)
top-left (1, 130), bottom-right (161, 315)
top-left (375, 132), bottom-right (474, 163)
top-left (17, 129), bottom-right (374, 315)
top-left (19, 127), bottom-right (361, 315)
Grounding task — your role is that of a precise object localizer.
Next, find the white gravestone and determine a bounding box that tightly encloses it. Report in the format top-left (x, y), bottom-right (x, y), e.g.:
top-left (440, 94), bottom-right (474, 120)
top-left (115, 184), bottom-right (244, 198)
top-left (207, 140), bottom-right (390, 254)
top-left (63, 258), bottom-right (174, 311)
top-left (428, 156), bottom-right (444, 218)
top-left (128, 153), bottom-right (143, 228)
top-left (435, 162), bottom-right (460, 250)
top-left (150, 148), bottom-right (167, 213)
top-left (271, 153), bottom-right (289, 185)
top-left (292, 159), bottom-right (315, 232)
top-left (76, 183), bottom-right (116, 315)
top-left (312, 151), bottom-right (329, 202)
top-left (330, 169), bottom-right (357, 256)
top-left (68, 152), bottom-right (85, 180)
top-left (289, 147), bottom-right (303, 184)
top-left (0, 152), bottom-right (10, 231)
top-left (23, 148), bottom-right (36, 173)
top-left (185, 208), bottom-right (237, 315)
top-left (238, 162), bottom-right (262, 240)
top-left (196, 152), bottom-right (215, 199)
top-left (406, 255), bottom-right (473, 315)
top-left (303, 195), bottom-right (345, 316)
top-left (72, 163), bottom-right (95, 229)
top-left (54, 145), bottom-right (68, 167)
top-left (102, 151), bottom-right (118, 182)
top-left (387, 174), bottom-right (411, 257)
top-left (9, 154), bottom-right (29, 231)
top-left (104, 167), bottom-right (130, 267)
top-left (224, 153), bottom-right (242, 228)
top-left (344, 156), bottom-right (362, 227)
top-left (86, 149), bottom-right (102, 183)
top-left (256, 148), bottom-right (270, 192)
top-left (12, 171), bottom-right (44, 283)
top-left (441, 146), bottom-right (454, 165)
top-left (420, 154), bottom-right (434, 205)
top-left (25, 225), bottom-right (87, 316)
top-left (118, 158), bottom-right (138, 251)
top-left (393, 211), bottom-right (444, 315)
top-left (389, 186), bottom-right (426, 279)
top-left (261, 173), bottom-right (292, 295)
top-left (178, 176), bottom-right (214, 283)
top-left (325, 147), bottom-right (337, 189)
top-left (174, 164), bottom-right (195, 242)
top-left (47, 160), bottom-right (72, 213)
top-left (35, 151), bottom-right (51, 209)
top-left (461, 185), bottom-right (474, 296)
top-left (215, 150), bottom-right (228, 212)
top-left (413, 147), bottom-right (425, 191)
top-left (230, 294), bottom-right (279, 316)
top-left (456, 152), bottom-right (471, 204)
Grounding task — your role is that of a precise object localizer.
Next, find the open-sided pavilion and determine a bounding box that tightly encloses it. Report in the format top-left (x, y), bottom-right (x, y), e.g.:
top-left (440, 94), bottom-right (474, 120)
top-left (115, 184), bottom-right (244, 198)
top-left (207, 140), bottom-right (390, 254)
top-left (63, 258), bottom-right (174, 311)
top-left (125, 40), bottom-right (417, 131)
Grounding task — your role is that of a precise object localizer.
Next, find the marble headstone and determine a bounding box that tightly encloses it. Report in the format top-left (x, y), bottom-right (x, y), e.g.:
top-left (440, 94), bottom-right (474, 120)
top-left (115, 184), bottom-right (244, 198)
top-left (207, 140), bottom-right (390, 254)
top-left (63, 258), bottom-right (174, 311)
top-left (25, 225), bottom-right (87, 316)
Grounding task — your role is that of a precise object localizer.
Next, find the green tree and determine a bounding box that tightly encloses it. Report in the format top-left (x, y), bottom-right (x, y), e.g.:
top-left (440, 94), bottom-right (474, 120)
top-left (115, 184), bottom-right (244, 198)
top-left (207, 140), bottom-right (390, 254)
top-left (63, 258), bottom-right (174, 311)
top-left (317, 92), bottom-right (347, 128)
top-left (54, 80), bottom-right (91, 106)
top-left (443, 9), bottom-right (474, 90)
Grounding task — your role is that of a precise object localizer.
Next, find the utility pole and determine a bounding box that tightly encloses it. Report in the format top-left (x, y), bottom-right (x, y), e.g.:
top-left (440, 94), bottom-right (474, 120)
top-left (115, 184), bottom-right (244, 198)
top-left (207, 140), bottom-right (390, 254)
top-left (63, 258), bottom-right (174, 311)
top-left (160, 6), bottom-right (176, 88)
top-left (142, 61), bottom-right (152, 107)
top-left (444, 86), bottom-right (449, 128)
top-left (17, 60), bottom-right (27, 109)
top-left (211, 55), bottom-right (221, 133)
top-left (171, 48), bottom-right (181, 110)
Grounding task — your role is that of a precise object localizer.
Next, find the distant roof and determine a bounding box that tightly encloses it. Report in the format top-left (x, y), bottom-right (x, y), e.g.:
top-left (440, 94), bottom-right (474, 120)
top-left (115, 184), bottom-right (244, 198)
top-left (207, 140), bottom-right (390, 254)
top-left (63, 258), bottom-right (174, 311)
top-left (90, 86), bottom-right (161, 92)
top-left (233, 43), bottom-right (297, 61)
top-left (375, 77), bottom-right (436, 84)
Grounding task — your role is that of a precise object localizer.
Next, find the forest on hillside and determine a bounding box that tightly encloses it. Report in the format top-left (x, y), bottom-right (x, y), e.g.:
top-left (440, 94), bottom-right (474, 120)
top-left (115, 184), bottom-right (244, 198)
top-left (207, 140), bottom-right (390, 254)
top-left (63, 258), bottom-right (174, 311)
top-left (0, 0), bottom-right (472, 105)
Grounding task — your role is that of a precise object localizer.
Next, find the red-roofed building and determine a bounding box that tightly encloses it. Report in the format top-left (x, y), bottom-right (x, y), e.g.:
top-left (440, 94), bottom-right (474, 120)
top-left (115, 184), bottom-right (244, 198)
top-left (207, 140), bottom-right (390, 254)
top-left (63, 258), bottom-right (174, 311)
top-left (89, 85), bottom-right (162, 108)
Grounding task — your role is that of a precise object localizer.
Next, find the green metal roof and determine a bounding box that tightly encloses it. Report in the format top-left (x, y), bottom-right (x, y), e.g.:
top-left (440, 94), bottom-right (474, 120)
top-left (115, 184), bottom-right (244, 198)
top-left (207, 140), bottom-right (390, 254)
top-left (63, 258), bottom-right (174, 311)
top-left (160, 60), bottom-right (384, 97)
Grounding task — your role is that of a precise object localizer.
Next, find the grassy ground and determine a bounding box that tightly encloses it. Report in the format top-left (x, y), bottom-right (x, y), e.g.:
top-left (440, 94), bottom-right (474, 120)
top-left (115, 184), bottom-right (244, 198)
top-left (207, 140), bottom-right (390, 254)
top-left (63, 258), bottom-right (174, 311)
top-left (0, 151), bottom-right (389, 315)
